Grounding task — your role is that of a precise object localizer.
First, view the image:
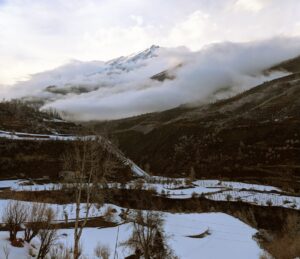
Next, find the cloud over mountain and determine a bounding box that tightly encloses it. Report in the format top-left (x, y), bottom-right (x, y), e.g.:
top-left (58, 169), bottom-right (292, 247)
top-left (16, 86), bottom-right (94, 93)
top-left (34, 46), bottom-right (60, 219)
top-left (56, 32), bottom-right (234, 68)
top-left (3, 37), bottom-right (300, 120)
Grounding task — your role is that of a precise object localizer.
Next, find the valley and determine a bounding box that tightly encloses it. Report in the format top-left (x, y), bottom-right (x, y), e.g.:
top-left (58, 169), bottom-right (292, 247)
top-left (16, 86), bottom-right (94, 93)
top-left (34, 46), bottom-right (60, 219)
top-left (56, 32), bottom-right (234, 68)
top-left (0, 40), bottom-right (300, 259)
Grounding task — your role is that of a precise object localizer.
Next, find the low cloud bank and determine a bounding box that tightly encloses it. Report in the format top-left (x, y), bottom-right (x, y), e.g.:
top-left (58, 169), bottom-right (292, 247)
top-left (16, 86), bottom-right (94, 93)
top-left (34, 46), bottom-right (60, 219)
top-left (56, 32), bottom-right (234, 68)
top-left (3, 37), bottom-right (300, 120)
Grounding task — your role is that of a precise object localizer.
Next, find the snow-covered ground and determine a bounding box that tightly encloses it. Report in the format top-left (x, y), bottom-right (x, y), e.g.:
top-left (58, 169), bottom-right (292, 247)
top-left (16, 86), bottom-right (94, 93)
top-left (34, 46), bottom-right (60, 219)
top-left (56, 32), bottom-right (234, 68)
top-left (122, 178), bottom-right (299, 209)
top-left (1, 178), bottom-right (299, 209)
top-left (0, 130), bottom-right (78, 141)
top-left (0, 180), bottom-right (23, 189)
top-left (0, 232), bottom-right (32, 259)
top-left (194, 180), bottom-right (281, 192)
top-left (207, 190), bottom-right (300, 208)
top-left (0, 197), bottom-right (266, 259)
top-left (0, 199), bottom-right (122, 224)
top-left (164, 212), bottom-right (262, 259)
top-left (54, 211), bottom-right (263, 259)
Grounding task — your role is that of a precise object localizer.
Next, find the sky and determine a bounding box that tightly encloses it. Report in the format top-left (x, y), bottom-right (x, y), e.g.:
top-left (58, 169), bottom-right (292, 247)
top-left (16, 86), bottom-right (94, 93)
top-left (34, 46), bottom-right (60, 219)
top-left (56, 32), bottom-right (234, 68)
top-left (0, 0), bottom-right (300, 86)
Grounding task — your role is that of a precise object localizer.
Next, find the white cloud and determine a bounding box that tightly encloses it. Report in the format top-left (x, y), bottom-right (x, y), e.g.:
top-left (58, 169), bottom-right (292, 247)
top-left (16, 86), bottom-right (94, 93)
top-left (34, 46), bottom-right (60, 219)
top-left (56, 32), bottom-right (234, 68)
top-left (166, 10), bottom-right (219, 50)
top-left (5, 37), bottom-right (299, 120)
top-left (0, 0), bottom-right (299, 85)
top-left (234, 0), bottom-right (271, 12)
top-left (130, 15), bottom-right (144, 26)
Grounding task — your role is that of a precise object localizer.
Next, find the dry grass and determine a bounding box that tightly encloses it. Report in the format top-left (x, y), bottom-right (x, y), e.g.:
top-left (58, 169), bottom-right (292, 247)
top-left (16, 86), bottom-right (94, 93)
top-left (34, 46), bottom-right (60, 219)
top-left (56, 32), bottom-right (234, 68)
top-left (265, 235), bottom-right (300, 259)
top-left (263, 215), bottom-right (300, 259)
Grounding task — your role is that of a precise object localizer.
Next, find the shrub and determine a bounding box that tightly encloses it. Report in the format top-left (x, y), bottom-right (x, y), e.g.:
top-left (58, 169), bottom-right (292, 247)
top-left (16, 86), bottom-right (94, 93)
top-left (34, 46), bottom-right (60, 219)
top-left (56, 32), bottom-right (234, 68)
top-left (266, 199), bottom-right (273, 206)
top-left (191, 192), bottom-right (198, 198)
top-left (11, 238), bottom-right (24, 247)
top-left (226, 194), bottom-right (232, 201)
top-left (94, 243), bottom-right (110, 259)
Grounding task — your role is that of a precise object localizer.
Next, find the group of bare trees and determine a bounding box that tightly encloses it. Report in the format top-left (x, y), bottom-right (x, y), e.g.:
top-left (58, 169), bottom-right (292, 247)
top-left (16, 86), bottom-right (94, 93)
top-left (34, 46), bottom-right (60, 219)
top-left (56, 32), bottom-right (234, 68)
top-left (2, 200), bottom-right (58, 258)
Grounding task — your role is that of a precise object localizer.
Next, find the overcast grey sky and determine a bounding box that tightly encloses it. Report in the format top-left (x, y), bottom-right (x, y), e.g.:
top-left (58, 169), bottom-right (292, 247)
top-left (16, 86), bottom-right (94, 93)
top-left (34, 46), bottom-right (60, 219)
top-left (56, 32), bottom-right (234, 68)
top-left (0, 0), bottom-right (300, 85)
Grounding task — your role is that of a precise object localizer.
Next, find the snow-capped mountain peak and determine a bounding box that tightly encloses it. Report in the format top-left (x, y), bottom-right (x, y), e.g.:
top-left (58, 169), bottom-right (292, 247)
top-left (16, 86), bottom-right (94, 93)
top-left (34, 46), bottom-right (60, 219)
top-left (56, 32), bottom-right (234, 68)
top-left (104, 45), bottom-right (160, 72)
top-left (10, 45), bottom-right (167, 102)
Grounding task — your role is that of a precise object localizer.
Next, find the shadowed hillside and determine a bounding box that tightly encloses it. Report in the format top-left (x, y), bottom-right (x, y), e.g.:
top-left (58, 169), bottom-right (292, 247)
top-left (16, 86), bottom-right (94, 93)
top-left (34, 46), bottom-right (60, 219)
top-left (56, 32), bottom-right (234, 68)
top-left (90, 59), bottom-right (300, 191)
top-left (0, 100), bottom-right (81, 134)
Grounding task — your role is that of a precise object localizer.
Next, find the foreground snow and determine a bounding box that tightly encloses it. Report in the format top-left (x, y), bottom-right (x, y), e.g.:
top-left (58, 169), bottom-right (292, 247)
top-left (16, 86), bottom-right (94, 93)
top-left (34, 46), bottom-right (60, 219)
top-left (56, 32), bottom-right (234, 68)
top-left (0, 199), bottom-right (264, 258)
top-left (56, 212), bottom-right (262, 259)
top-left (165, 212), bottom-right (262, 259)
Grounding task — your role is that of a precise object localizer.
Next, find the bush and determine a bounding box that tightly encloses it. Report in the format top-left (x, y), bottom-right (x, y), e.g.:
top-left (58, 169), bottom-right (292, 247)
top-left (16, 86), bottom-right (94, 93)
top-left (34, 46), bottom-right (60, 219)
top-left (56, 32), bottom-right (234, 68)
top-left (226, 194), bottom-right (232, 201)
top-left (2, 200), bottom-right (28, 241)
top-left (191, 192), bottom-right (198, 198)
top-left (103, 206), bottom-right (116, 221)
top-left (94, 243), bottom-right (110, 259)
top-left (11, 238), bottom-right (24, 247)
top-left (266, 199), bottom-right (273, 206)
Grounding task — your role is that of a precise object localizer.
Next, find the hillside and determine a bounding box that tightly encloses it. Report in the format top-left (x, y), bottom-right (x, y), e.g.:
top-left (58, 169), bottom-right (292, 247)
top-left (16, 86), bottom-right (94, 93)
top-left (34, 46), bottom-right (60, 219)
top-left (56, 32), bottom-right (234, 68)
top-left (269, 55), bottom-right (300, 73)
top-left (0, 100), bottom-right (81, 134)
top-left (0, 100), bottom-right (149, 180)
top-left (91, 65), bottom-right (300, 191)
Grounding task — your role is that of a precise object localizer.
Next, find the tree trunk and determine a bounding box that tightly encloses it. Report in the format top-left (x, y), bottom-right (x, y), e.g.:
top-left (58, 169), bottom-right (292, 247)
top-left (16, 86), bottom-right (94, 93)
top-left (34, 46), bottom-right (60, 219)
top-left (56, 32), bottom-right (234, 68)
top-left (12, 226), bottom-right (18, 241)
top-left (9, 229), bottom-right (14, 241)
top-left (74, 184), bottom-right (82, 259)
top-left (74, 234), bottom-right (80, 259)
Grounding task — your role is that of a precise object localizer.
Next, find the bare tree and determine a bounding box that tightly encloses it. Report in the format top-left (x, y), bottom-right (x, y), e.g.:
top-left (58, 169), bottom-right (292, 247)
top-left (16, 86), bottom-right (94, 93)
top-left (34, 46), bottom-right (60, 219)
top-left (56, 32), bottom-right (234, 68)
top-left (24, 203), bottom-right (48, 242)
top-left (37, 208), bottom-right (58, 259)
top-left (63, 137), bottom-right (114, 259)
top-left (2, 201), bottom-right (28, 241)
top-left (123, 211), bottom-right (176, 259)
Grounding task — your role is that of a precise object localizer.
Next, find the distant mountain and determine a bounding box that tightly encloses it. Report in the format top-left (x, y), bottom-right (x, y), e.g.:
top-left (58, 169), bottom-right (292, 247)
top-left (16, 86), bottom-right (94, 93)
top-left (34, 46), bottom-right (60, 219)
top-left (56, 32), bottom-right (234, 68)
top-left (20, 45), bottom-right (165, 101)
top-left (105, 45), bottom-right (160, 72)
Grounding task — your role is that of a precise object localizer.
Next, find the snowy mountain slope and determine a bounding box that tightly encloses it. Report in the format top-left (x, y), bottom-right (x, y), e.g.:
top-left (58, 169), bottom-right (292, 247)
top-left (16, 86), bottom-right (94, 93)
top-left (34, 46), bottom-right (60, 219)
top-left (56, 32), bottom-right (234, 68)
top-left (9, 45), bottom-right (171, 101)
top-left (105, 45), bottom-right (160, 72)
